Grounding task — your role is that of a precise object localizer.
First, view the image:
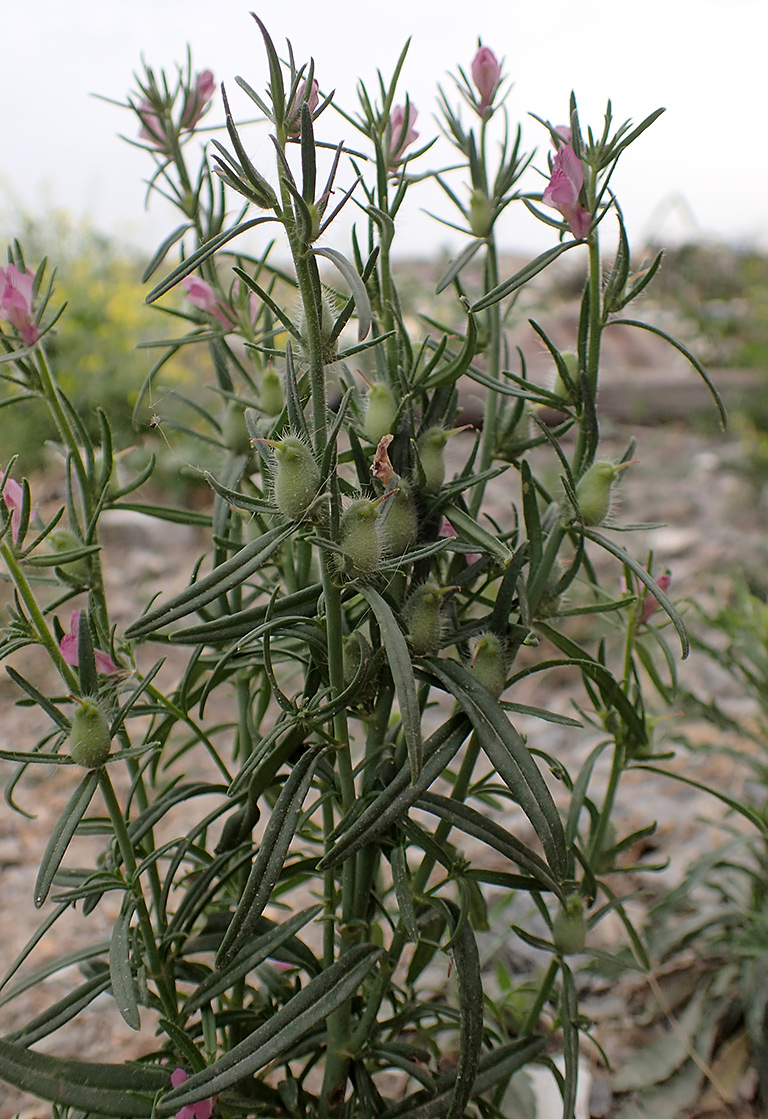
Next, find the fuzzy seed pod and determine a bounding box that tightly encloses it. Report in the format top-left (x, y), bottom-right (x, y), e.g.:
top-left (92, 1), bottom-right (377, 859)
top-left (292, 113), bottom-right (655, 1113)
top-left (67, 698), bottom-right (111, 769)
top-left (337, 499), bottom-right (381, 579)
top-left (469, 632), bottom-right (507, 698)
top-left (259, 369), bottom-right (285, 417)
top-left (552, 896), bottom-right (587, 955)
top-left (48, 528), bottom-right (91, 585)
top-left (222, 401), bottom-right (251, 455)
top-left (573, 461), bottom-right (621, 526)
top-left (364, 382), bottom-right (398, 446)
top-left (271, 435), bottom-right (320, 520)
top-left (551, 351), bottom-right (579, 401)
top-left (417, 427), bottom-right (449, 495)
top-left (468, 188), bottom-right (494, 238)
top-left (342, 632), bottom-right (372, 687)
top-left (403, 581), bottom-right (444, 655)
top-left (377, 481), bottom-right (418, 556)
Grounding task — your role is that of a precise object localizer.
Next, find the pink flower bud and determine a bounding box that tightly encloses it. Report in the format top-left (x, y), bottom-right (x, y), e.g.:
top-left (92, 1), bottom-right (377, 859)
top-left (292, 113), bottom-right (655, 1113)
top-left (541, 144), bottom-right (592, 240)
top-left (182, 275), bottom-right (236, 329)
top-left (1, 476), bottom-right (24, 542)
top-left (471, 46), bottom-right (501, 114)
top-left (181, 69), bottom-right (215, 131)
top-left (287, 77), bottom-right (319, 136)
top-left (388, 103), bottom-right (419, 167)
top-left (0, 264), bottom-right (39, 347)
top-left (137, 100), bottom-right (166, 149)
top-left (640, 572), bottom-right (672, 625)
top-left (60, 612), bottom-right (121, 675)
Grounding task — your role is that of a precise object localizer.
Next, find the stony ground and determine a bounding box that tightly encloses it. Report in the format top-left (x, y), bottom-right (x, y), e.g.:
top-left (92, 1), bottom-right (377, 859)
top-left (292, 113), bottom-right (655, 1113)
top-left (0, 353), bottom-right (766, 1117)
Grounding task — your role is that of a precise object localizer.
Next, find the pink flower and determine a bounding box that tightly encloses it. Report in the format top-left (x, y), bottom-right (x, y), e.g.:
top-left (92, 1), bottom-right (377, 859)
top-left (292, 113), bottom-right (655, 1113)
top-left (137, 100), bottom-right (166, 149)
top-left (553, 124), bottom-right (572, 146)
top-left (60, 612), bottom-right (121, 675)
top-left (0, 264), bottom-right (39, 347)
top-left (541, 144), bottom-right (592, 240)
top-left (388, 104), bottom-right (419, 167)
top-left (170, 1068), bottom-right (217, 1119)
top-left (2, 477), bottom-right (24, 542)
top-left (180, 69), bottom-right (216, 131)
top-left (640, 572), bottom-right (672, 625)
top-left (181, 276), bottom-right (236, 329)
top-left (287, 77), bottom-right (320, 136)
top-left (471, 46), bottom-right (501, 115)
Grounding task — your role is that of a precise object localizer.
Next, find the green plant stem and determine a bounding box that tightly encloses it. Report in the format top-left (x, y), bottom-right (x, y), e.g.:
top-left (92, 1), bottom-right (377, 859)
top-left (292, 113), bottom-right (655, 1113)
top-left (585, 233), bottom-right (602, 401)
top-left (527, 521), bottom-right (567, 619)
top-left (99, 769), bottom-right (178, 1021)
top-left (35, 344), bottom-right (111, 637)
top-left (35, 345), bottom-right (88, 501)
top-left (588, 738), bottom-right (626, 866)
top-left (520, 957), bottom-right (560, 1037)
top-left (281, 141), bottom-right (357, 1116)
top-left (471, 237), bottom-right (501, 516)
top-left (0, 540), bottom-right (79, 692)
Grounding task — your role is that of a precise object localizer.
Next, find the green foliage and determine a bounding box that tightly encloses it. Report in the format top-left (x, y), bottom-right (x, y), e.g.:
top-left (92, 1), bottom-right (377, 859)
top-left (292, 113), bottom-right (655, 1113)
top-left (0, 21), bottom-right (713, 1119)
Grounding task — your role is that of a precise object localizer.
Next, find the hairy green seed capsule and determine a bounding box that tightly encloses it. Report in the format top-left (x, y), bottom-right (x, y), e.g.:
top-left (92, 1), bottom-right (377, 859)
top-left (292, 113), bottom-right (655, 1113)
top-left (222, 401), bottom-right (251, 455)
top-left (417, 427), bottom-right (449, 494)
top-left (469, 632), bottom-right (507, 698)
top-left (271, 436), bottom-right (320, 520)
top-left (48, 528), bottom-right (91, 585)
top-left (364, 383), bottom-right (398, 446)
top-left (67, 698), bottom-right (111, 769)
top-left (468, 188), bottom-right (494, 238)
top-left (259, 369), bottom-right (285, 417)
top-left (403, 581), bottom-right (444, 654)
top-left (337, 499), bottom-right (381, 578)
top-left (551, 351), bottom-right (579, 401)
top-left (377, 481), bottom-right (418, 556)
top-left (552, 896), bottom-right (587, 955)
top-left (573, 461), bottom-right (621, 526)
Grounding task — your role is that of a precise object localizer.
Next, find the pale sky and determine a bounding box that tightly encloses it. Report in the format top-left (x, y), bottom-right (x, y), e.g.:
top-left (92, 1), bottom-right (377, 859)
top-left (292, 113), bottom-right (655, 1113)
top-left (3, 0), bottom-right (765, 261)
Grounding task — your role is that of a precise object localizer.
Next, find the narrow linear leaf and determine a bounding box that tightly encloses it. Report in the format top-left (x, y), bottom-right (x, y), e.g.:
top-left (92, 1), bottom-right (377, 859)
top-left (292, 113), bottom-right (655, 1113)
top-left (34, 770), bottom-right (100, 907)
top-left (170, 582), bottom-right (322, 645)
top-left (159, 945), bottom-right (382, 1110)
top-left (124, 524), bottom-right (291, 638)
top-left (390, 846), bottom-right (419, 942)
top-left (109, 898), bottom-right (140, 1030)
top-left (424, 658), bottom-right (567, 880)
top-left (320, 715), bottom-right (469, 869)
top-left (185, 905), bottom-right (322, 1014)
top-left (472, 241), bottom-right (581, 311)
top-left (359, 586), bottom-right (423, 782)
top-left (560, 962), bottom-right (579, 1119)
top-left (108, 502), bottom-right (212, 527)
top-left (417, 793), bottom-right (565, 901)
top-left (606, 317), bottom-right (726, 428)
top-left (420, 309), bottom-right (478, 390)
top-left (7, 972), bottom-right (111, 1047)
top-left (435, 240), bottom-right (484, 294)
top-left (579, 527), bottom-right (689, 658)
top-left (0, 938), bottom-right (111, 1007)
top-left (5, 667), bottom-right (69, 731)
top-left (313, 247), bottom-right (372, 340)
top-left (379, 1036), bottom-right (547, 1119)
top-left (444, 504), bottom-right (512, 564)
top-left (141, 223), bottom-right (193, 284)
top-left (441, 900), bottom-right (484, 1119)
top-left (0, 1040), bottom-right (168, 1116)
top-left (145, 216), bottom-right (279, 303)
top-left (217, 747), bottom-right (322, 967)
